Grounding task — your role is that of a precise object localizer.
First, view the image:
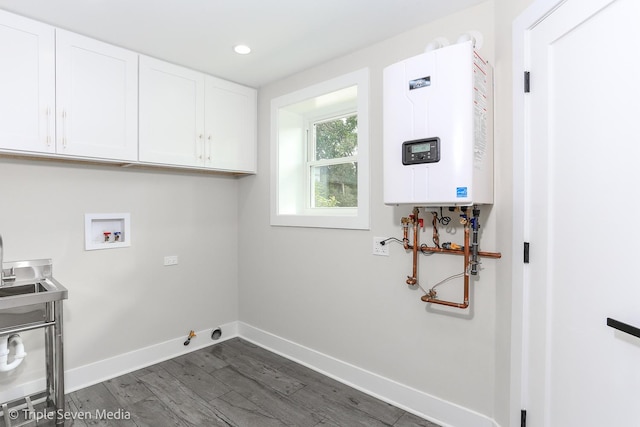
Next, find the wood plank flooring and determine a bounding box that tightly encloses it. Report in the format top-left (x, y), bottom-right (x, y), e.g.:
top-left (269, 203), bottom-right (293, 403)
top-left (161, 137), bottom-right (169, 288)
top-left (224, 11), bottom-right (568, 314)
top-left (30, 338), bottom-right (441, 426)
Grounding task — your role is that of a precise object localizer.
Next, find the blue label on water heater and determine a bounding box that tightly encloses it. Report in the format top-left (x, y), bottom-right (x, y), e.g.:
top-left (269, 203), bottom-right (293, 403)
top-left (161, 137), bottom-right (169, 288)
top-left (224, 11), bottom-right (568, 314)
top-left (456, 187), bottom-right (468, 198)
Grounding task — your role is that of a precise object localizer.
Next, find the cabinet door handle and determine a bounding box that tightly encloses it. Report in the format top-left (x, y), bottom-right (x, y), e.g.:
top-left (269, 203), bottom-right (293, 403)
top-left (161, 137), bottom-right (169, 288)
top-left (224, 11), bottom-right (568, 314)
top-left (46, 107), bottom-right (51, 147)
top-left (62, 110), bottom-right (67, 148)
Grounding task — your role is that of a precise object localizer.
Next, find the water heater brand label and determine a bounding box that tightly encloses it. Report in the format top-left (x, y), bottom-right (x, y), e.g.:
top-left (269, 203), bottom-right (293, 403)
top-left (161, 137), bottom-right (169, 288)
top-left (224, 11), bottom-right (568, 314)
top-left (409, 76), bottom-right (431, 90)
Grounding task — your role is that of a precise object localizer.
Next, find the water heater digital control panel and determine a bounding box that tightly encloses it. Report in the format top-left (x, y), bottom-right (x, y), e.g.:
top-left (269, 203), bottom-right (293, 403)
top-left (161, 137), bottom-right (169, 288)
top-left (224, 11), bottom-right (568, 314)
top-left (402, 137), bottom-right (440, 165)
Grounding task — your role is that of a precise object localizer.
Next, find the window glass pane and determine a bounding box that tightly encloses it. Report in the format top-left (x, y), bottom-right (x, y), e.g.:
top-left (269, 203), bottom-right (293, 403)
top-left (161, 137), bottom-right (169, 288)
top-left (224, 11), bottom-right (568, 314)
top-left (311, 163), bottom-right (358, 208)
top-left (314, 115), bottom-right (358, 160)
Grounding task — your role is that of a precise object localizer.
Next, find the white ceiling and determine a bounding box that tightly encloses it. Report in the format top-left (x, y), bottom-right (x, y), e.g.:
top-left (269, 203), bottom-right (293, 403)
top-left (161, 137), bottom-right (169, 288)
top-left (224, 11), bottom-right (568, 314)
top-left (0, 0), bottom-right (485, 88)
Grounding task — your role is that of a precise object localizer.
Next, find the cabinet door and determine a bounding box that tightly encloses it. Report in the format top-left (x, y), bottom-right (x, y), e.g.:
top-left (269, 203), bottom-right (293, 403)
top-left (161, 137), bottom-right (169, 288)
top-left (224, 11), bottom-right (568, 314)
top-left (205, 76), bottom-right (257, 173)
top-left (0, 11), bottom-right (55, 153)
top-left (139, 56), bottom-right (205, 167)
top-left (56, 30), bottom-right (138, 161)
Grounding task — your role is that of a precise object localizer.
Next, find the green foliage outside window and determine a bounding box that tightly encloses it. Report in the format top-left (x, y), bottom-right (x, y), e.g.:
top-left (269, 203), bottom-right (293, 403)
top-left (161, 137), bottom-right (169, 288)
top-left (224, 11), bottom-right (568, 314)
top-left (312, 115), bottom-right (358, 208)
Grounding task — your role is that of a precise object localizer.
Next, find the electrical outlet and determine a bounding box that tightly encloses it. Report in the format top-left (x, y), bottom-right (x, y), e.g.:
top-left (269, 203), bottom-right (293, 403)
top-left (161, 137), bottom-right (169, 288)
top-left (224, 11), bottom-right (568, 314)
top-left (372, 237), bottom-right (390, 256)
top-left (164, 255), bottom-right (179, 266)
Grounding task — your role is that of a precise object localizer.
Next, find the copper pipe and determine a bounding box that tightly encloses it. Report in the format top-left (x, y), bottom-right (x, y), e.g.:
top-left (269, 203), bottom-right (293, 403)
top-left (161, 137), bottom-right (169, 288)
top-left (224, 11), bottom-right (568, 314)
top-left (419, 246), bottom-right (502, 259)
top-left (420, 296), bottom-right (468, 309)
top-left (431, 212), bottom-right (440, 248)
top-left (421, 226), bottom-right (471, 309)
top-left (406, 207), bottom-right (419, 285)
top-left (402, 218), bottom-right (410, 250)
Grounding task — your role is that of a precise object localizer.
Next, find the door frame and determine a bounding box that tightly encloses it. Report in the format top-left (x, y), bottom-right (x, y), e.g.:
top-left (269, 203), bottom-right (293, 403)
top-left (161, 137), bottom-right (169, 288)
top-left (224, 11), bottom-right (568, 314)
top-left (510, 1), bottom-right (566, 426)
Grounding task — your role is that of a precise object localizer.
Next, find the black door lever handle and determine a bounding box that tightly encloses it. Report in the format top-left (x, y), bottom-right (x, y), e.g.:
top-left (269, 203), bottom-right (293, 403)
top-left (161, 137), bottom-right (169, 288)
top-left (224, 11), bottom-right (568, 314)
top-left (607, 318), bottom-right (640, 339)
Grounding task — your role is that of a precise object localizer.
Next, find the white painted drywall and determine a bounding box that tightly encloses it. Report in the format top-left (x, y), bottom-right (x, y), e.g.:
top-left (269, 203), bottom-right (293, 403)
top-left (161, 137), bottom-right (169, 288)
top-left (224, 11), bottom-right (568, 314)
top-left (0, 159), bottom-right (239, 392)
top-left (239, 1), bottom-right (502, 418)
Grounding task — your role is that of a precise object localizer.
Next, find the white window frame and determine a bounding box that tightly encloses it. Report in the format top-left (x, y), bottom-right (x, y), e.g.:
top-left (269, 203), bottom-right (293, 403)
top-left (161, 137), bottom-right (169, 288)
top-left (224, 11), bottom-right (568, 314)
top-left (270, 68), bottom-right (370, 229)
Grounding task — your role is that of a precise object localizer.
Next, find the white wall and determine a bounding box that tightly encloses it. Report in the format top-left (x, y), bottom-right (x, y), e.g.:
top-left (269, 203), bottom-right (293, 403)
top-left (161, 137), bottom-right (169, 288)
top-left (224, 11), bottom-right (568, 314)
top-left (0, 158), bottom-right (239, 395)
top-left (239, 1), bottom-right (501, 420)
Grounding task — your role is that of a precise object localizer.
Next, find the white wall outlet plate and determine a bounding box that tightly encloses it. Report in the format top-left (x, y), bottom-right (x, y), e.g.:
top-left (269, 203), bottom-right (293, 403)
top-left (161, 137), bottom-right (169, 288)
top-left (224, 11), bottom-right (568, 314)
top-left (372, 236), bottom-right (390, 256)
top-left (164, 255), bottom-right (179, 266)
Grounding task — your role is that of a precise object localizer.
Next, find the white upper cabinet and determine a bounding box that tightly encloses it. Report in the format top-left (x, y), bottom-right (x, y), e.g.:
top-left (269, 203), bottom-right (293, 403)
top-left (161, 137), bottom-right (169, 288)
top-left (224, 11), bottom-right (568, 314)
top-left (56, 30), bottom-right (138, 161)
top-left (0, 11), bottom-right (55, 153)
top-left (139, 55), bottom-right (206, 167)
top-left (205, 76), bottom-right (257, 173)
top-left (0, 12), bottom-right (137, 162)
top-left (0, 10), bottom-right (257, 174)
top-left (140, 56), bottom-right (257, 172)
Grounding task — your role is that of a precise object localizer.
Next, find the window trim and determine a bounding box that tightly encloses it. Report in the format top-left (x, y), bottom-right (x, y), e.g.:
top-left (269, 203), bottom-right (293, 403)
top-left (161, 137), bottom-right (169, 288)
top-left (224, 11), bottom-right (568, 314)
top-left (270, 68), bottom-right (370, 230)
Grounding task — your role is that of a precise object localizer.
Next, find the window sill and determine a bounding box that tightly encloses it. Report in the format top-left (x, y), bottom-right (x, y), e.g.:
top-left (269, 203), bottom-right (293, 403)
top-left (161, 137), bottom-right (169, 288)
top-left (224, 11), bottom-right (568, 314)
top-left (270, 212), bottom-right (369, 230)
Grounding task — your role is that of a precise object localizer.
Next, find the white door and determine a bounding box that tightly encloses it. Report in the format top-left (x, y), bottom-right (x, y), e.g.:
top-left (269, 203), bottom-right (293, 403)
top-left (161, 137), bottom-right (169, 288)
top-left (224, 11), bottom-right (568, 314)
top-left (139, 56), bottom-right (205, 167)
top-left (204, 76), bottom-right (257, 172)
top-left (56, 30), bottom-right (138, 161)
top-left (0, 11), bottom-right (55, 153)
top-left (523, 0), bottom-right (640, 425)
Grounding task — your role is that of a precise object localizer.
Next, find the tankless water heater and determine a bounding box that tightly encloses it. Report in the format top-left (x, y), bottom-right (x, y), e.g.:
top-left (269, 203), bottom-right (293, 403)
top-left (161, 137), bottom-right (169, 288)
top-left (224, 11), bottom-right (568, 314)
top-left (383, 40), bottom-right (493, 206)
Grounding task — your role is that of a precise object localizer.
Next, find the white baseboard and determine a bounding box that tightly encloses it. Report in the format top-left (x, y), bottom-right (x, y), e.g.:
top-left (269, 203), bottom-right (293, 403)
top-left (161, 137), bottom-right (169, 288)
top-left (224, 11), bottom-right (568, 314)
top-left (65, 322), bottom-right (238, 394)
top-left (1, 321), bottom-right (500, 427)
top-left (0, 322), bottom-right (238, 403)
top-left (239, 322), bottom-right (498, 427)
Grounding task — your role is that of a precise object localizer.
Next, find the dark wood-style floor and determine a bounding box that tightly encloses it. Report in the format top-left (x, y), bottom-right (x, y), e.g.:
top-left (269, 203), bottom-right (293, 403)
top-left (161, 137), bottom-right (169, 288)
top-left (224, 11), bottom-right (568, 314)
top-left (18, 338), bottom-right (442, 426)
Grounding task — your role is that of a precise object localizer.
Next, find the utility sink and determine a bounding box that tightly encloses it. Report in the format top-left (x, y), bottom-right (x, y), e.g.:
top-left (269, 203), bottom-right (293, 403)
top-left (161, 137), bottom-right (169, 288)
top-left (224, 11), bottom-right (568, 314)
top-left (0, 257), bottom-right (68, 424)
top-left (0, 259), bottom-right (68, 331)
top-left (0, 277), bottom-right (67, 310)
top-left (0, 282), bottom-right (47, 297)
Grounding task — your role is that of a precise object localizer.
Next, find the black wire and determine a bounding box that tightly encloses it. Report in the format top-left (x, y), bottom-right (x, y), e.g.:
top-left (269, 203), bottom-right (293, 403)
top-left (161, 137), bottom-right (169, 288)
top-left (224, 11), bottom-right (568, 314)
top-left (436, 207), bottom-right (451, 225)
top-left (379, 237), bottom-right (405, 246)
top-left (419, 243), bottom-right (438, 255)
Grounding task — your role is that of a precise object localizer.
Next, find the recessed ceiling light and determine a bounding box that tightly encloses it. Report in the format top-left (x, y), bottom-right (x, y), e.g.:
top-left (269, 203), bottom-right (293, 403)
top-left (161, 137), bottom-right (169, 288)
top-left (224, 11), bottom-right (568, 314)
top-left (233, 44), bottom-right (251, 55)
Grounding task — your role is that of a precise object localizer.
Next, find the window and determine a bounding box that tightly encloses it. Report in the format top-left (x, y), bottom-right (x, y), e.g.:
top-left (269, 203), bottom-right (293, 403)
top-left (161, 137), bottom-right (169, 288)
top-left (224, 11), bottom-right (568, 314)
top-left (309, 113), bottom-right (358, 209)
top-left (271, 69), bottom-right (369, 229)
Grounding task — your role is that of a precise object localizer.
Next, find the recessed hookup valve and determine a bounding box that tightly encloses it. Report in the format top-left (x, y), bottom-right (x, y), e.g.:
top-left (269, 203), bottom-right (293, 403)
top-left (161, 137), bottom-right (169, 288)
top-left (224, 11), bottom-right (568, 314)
top-left (183, 330), bottom-right (196, 346)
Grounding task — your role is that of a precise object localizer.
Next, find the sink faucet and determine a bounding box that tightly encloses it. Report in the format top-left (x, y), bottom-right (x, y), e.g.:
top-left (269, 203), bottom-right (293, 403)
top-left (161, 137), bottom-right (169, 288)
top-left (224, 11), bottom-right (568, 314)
top-left (0, 235), bottom-right (16, 286)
